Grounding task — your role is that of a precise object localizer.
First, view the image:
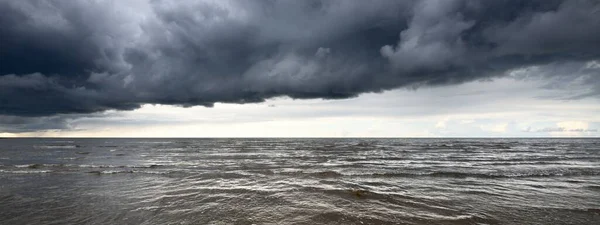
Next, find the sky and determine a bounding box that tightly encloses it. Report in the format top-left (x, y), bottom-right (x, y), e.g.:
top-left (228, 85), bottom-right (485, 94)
top-left (1, 0), bottom-right (599, 137)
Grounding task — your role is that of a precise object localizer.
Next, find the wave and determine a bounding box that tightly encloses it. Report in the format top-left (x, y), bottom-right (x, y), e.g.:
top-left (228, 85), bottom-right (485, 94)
top-left (475, 161), bottom-right (573, 166)
top-left (429, 214), bottom-right (499, 224)
top-left (275, 169), bottom-right (600, 179)
top-left (33, 145), bottom-right (80, 149)
top-left (86, 169), bottom-right (172, 175)
top-left (276, 170), bottom-right (344, 178)
top-left (0, 169), bottom-right (51, 174)
top-left (0, 168), bottom-right (173, 175)
top-left (585, 185), bottom-right (600, 190)
top-left (99, 145), bottom-right (119, 148)
top-left (366, 170), bottom-right (600, 178)
top-left (13, 164), bottom-right (166, 169)
top-left (8, 162), bottom-right (599, 179)
top-left (87, 170), bottom-right (134, 175)
top-left (134, 141), bottom-right (173, 144)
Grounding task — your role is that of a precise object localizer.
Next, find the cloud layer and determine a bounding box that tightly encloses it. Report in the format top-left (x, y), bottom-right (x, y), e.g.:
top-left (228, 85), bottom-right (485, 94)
top-left (1, 0), bottom-right (600, 118)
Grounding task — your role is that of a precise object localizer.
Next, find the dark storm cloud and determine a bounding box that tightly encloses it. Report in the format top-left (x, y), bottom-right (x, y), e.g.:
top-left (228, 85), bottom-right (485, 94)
top-left (1, 0), bottom-right (600, 121)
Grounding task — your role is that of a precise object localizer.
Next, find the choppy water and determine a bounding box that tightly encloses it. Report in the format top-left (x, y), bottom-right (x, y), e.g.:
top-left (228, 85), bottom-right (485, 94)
top-left (0, 138), bottom-right (599, 225)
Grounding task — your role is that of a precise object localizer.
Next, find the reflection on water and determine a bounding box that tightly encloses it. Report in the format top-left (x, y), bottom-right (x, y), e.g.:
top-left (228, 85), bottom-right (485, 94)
top-left (1, 138), bottom-right (599, 224)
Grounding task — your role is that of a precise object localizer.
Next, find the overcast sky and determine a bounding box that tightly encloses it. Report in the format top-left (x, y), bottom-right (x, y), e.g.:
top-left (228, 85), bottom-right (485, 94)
top-left (1, 0), bottom-right (599, 137)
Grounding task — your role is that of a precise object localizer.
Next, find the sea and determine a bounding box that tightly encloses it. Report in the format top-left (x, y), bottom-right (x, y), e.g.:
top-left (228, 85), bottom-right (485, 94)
top-left (0, 138), bottom-right (599, 225)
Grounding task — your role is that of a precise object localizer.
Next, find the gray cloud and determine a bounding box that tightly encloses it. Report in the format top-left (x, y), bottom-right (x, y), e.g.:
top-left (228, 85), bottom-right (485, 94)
top-left (508, 60), bottom-right (600, 99)
top-left (0, 114), bottom-right (80, 133)
top-left (1, 0), bottom-right (600, 123)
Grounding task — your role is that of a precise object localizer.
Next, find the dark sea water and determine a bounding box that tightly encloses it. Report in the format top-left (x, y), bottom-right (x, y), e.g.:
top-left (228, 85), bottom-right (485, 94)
top-left (0, 138), bottom-right (599, 225)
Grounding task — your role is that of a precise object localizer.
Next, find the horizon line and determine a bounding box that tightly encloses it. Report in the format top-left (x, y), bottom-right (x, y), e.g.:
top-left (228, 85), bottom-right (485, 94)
top-left (1, 137), bottom-right (599, 139)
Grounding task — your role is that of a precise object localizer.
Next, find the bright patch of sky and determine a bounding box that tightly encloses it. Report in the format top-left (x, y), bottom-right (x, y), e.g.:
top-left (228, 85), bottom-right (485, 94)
top-left (6, 71), bottom-right (598, 137)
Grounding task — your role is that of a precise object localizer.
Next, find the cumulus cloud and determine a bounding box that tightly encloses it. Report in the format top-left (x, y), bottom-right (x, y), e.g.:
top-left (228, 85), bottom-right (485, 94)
top-left (525, 127), bottom-right (598, 133)
top-left (479, 123), bottom-right (509, 133)
top-left (1, 0), bottom-right (600, 127)
top-left (524, 121), bottom-right (599, 133)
